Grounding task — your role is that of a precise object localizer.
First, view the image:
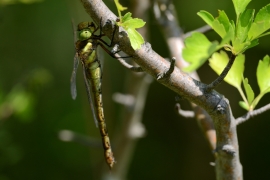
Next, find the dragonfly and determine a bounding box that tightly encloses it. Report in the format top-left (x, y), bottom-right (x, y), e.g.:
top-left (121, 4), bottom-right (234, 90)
top-left (70, 20), bottom-right (120, 169)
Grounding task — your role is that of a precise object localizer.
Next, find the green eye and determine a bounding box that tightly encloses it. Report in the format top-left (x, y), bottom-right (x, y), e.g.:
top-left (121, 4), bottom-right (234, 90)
top-left (78, 30), bottom-right (92, 40)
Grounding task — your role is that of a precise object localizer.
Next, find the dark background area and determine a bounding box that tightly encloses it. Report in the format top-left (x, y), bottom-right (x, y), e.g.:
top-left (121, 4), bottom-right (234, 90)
top-left (0, 0), bottom-right (270, 179)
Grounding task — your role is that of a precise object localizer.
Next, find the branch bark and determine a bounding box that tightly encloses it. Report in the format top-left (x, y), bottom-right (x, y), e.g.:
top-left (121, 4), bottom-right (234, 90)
top-left (153, 0), bottom-right (216, 152)
top-left (79, 0), bottom-right (243, 179)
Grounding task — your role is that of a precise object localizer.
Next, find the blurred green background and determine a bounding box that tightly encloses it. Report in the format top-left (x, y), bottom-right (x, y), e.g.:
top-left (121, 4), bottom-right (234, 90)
top-left (0, 0), bottom-right (270, 179)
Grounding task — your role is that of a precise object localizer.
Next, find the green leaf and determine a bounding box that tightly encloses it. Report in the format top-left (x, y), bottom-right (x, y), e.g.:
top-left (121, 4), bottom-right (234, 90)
top-left (232, 39), bottom-right (251, 54)
top-left (256, 31), bottom-right (270, 39)
top-left (122, 17), bottom-right (146, 29)
top-left (231, 9), bottom-right (254, 54)
top-left (251, 86), bottom-right (270, 110)
top-left (117, 12), bottom-right (146, 50)
top-left (243, 78), bottom-right (254, 105)
top-left (126, 28), bottom-right (144, 50)
top-left (212, 19), bottom-right (227, 38)
top-left (197, 10), bottom-right (215, 27)
top-left (182, 32), bottom-right (219, 72)
top-left (257, 55), bottom-right (270, 94)
top-left (122, 12), bottom-right (132, 22)
top-left (219, 26), bottom-right (234, 48)
top-left (239, 101), bottom-right (249, 110)
top-left (209, 51), bottom-right (245, 89)
top-left (198, 10), bottom-right (233, 38)
top-left (235, 9), bottom-right (254, 43)
top-left (248, 4), bottom-right (270, 40)
top-left (216, 10), bottom-right (231, 33)
top-left (245, 39), bottom-right (259, 50)
top-left (232, 0), bottom-right (251, 18)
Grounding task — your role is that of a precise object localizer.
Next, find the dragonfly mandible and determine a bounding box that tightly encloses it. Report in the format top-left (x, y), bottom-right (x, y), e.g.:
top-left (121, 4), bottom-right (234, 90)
top-left (70, 20), bottom-right (119, 169)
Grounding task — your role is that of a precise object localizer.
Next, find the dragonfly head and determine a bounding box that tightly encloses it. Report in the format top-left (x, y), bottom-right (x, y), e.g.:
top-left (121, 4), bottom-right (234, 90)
top-left (77, 22), bottom-right (96, 41)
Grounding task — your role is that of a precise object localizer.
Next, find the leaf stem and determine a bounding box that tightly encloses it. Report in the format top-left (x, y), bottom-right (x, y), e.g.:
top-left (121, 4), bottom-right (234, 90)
top-left (117, 9), bottom-right (122, 22)
top-left (237, 86), bottom-right (249, 106)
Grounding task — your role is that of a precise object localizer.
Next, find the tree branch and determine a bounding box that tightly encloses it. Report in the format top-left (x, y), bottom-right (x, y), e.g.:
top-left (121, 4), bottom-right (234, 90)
top-left (79, 0), bottom-right (243, 179)
top-left (175, 103), bottom-right (195, 118)
top-left (236, 103), bottom-right (270, 125)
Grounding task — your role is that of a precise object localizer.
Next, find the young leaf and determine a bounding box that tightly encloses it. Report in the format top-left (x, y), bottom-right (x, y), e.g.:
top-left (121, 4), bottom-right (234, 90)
top-left (235, 9), bottom-right (254, 43)
top-left (243, 78), bottom-right (254, 105)
top-left (209, 51), bottom-right (245, 89)
top-left (248, 4), bottom-right (270, 40)
top-left (119, 13), bottom-right (146, 50)
top-left (219, 26), bottom-right (234, 48)
top-left (232, 0), bottom-right (251, 18)
top-left (126, 28), bottom-right (144, 50)
top-left (122, 12), bottom-right (132, 22)
top-left (212, 19), bottom-right (227, 38)
top-left (245, 39), bottom-right (259, 50)
top-left (198, 10), bottom-right (232, 38)
top-left (239, 101), bottom-right (249, 110)
top-left (114, 1), bottom-right (146, 50)
top-left (257, 55), bottom-right (270, 94)
top-left (216, 10), bottom-right (231, 33)
top-left (121, 16), bottom-right (145, 29)
top-left (251, 87), bottom-right (270, 111)
top-left (182, 32), bottom-right (218, 72)
top-left (197, 10), bottom-right (214, 27)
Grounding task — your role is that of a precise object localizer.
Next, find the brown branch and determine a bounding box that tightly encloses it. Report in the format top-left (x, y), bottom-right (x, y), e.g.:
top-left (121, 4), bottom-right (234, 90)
top-left (175, 103), bottom-right (195, 118)
top-left (79, 0), bottom-right (243, 179)
top-left (236, 103), bottom-right (270, 125)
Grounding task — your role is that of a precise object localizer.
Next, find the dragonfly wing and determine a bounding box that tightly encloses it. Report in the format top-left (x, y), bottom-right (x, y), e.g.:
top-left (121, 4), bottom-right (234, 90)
top-left (82, 63), bottom-right (99, 127)
top-left (70, 53), bottom-right (80, 100)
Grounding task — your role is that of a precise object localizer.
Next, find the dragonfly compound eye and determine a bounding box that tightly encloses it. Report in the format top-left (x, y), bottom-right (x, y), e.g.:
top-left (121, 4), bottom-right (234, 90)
top-left (77, 22), bottom-right (89, 31)
top-left (78, 30), bottom-right (92, 41)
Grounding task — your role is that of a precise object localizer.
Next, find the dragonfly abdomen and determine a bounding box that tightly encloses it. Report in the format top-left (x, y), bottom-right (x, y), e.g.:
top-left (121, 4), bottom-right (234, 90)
top-left (87, 65), bottom-right (116, 168)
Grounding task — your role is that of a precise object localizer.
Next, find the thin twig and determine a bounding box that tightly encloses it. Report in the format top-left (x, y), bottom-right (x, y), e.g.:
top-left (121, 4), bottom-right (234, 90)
top-left (183, 25), bottom-right (212, 38)
top-left (236, 103), bottom-right (270, 125)
top-left (114, 54), bottom-right (144, 72)
top-left (175, 103), bottom-right (195, 118)
top-left (157, 57), bottom-right (175, 80)
top-left (206, 54), bottom-right (236, 92)
top-left (112, 93), bottom-right (135, 108)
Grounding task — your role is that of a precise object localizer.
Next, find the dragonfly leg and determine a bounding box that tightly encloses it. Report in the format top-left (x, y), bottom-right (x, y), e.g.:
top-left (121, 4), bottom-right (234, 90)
top-left (98, 42), bottom-right (143, 72)
top-left (116, 57), bottom-right (144, 72)
top-left (157, 57), bottom-right (176, 80)
top-left (98, 42), bottom-right (131, 59)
